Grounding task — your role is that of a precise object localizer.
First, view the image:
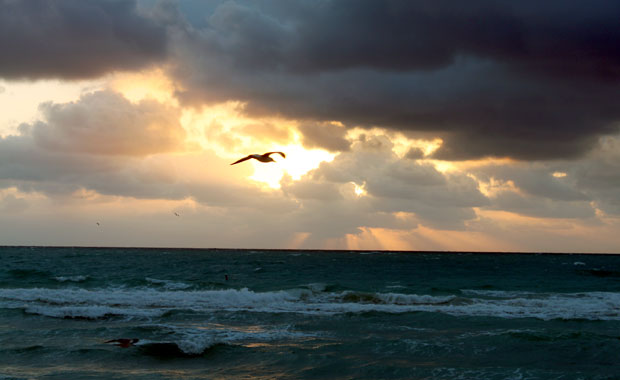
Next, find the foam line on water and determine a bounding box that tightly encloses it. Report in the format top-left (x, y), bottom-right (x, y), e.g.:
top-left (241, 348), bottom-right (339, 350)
top-left (53, 275), bottom-right (89, 283)
top-left (2, 287), bottom-right (620, 320)
top-left (145, 277), bottom-right (192, 290)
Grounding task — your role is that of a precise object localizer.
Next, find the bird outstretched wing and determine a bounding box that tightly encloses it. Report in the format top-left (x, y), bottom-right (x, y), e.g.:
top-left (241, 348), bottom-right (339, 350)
top-left (265, 152), bottom-right (286, 159)
top-left (230, 155), bottom-right (253, 165)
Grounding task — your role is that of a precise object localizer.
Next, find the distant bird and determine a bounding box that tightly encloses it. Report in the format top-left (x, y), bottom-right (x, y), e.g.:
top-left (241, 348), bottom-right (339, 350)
top-left (174, 212), bottom-right (180, 217)
top-left (105, 338), bottom-right (139, 348)
top-left (96, 222), bottom-right (100, 226)
top-left (230, 152), bottom-right (285, 165)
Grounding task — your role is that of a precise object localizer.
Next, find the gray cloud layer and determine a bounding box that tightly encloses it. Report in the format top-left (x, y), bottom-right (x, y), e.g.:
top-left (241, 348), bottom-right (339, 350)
top-left (3, 0), bottom-right (619, 160)
top-left (164, 0), bottom-right (620, 160)
top-left (0, 0), bottom-right (166, 79)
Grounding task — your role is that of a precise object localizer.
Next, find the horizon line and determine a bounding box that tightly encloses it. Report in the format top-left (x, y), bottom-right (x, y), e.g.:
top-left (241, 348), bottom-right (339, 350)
top-left (1, 245), bottom-right (618, 256)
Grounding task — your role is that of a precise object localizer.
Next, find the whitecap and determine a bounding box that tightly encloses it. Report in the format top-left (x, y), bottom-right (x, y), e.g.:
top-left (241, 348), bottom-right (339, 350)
top-left (145, 277), bottom-right (191, 290)
top-left (3, 287), bottom-right (620, 321)
top-left (146, 323), bottom-right (318, 355)
top-left (53, 275), bottom-right (89, 283)
top-left (25, 305), bottom-right (164, 319)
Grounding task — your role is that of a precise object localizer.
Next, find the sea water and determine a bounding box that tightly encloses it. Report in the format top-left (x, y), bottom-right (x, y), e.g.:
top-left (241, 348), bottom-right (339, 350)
top-left (1, 246), bottom-right (620, 379)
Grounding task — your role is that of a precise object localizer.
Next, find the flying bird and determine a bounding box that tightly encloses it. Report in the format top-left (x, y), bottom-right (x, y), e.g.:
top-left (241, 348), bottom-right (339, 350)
top-left (230, 152), bottom-right (285, 165)
top-left (105, 338), bottom-right (139, 348)
top-left (174, 212), bottom-right (180, 217)
top-left (96, 222), bottom-right (100, 226)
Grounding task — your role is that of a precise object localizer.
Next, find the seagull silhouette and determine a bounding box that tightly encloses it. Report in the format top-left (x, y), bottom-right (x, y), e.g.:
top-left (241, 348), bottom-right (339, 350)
top-left (230, 152), bottom-right (285, 165)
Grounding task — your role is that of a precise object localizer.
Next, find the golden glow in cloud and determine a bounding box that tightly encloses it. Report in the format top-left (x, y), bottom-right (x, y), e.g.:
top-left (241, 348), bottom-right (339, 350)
top-left (0, 78), bottom-right (104, 137)
top-left (249, 144), bottom-right (335, 188)
top-left (346, 127), bottom-right (443, 158)
top-left (107, 68), bottom-right (177, 105)
top-left (179, 101), bottom-right (336, 189)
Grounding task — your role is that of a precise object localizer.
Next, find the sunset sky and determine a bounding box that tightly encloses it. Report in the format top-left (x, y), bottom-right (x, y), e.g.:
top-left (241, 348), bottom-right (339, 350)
top-left (1, 0), bottom-right (620, 252)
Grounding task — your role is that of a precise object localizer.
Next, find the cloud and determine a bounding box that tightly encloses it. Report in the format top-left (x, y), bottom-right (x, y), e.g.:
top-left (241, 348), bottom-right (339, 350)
top-left (23, 90), bottom-right (186, 156)
top-left (298, 122), bottom-right (350, 152)
top-left (405, 147), bottom-right (425, 160)
top-left (0, 0), bottom-right (166, 79)
top-left (0, 191), bottom-right (29, 213)
top-left (0, 132), bottom-right (298, 215)
top-left (572, 136), bottom-right (620, 215)
top-left (286, 133), bottom-right (489, 231)
top-left (488, 191), bottom-right (595, 219)
top-left (239, 121), bottom-right (293, 145)
top-left (475, 164), bottom-right (589, 202)
top-left (163, 0), bottom-right (620, 160)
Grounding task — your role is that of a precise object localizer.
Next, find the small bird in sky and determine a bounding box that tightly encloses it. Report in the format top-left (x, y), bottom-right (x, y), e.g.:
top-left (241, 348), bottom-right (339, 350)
top-left (96, 222), bottom-right (100, 226)
top-left (230, 152), bottom-right (286, 165)
top-left (174, 212), bottom-right (180, 217)
top-left (105, 338), bottom-right (139, 348)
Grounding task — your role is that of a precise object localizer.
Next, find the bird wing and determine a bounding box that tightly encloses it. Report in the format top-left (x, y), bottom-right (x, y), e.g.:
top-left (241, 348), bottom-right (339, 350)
top-left (230, 155), bottom-right (253, 165)
top-left (265, 151), bottom-right (286, 159)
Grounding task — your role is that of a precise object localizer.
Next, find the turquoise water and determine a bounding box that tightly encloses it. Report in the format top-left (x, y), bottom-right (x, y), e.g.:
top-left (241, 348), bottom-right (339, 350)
top-left (2, 247), bottom-right (620, 379)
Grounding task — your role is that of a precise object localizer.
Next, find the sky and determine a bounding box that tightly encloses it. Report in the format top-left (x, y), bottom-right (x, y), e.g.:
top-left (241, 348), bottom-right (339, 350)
top-left (1, 0), bottom-right (620, 252)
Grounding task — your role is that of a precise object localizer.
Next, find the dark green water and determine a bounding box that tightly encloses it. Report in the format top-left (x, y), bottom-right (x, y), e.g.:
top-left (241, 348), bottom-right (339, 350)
top-left (2, 246), bottom-right (620, 379)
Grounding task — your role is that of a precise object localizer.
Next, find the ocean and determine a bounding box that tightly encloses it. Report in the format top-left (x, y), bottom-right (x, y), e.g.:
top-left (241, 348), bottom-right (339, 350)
top-left (1, 247), bottom-right (620, 380)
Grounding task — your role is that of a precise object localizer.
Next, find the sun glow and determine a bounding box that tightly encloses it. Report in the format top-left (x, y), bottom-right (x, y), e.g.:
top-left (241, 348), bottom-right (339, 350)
top-left (249, 144), bottom-right (335, 188)
top-left (107, 68), bottom-right (176, 104)
top-left (353, 182), bottom-right (367, 196)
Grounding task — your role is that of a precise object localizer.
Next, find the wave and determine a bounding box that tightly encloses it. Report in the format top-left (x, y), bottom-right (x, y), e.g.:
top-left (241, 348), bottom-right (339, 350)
top-left (145, 277), bottom-right (192, 290)
top-left (0, 374), bottom-right (29, 380)
top-left (54, 275), bottom-right (89, 283)
top-left (2, 287), bottom-right (620, 321)
top-left (24, 305), bottom-right (165, 320)
top-left (132, 324), bottom-right (314, 356)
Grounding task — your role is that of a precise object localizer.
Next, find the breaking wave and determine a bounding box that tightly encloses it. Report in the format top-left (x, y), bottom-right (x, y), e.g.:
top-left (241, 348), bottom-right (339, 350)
top-left (145, 277), bottom-right (192, 290)
top-left (2, 287), bottom-right (620, 321)
top-left (131, 324), bottom-right (313, 356)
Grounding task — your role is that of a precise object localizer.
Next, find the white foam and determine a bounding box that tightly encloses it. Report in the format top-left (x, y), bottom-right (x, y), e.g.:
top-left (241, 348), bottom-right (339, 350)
top-left (305, 283), bottom-right (328, 292)
top-left (54, 275), bottom-right (89, 283)
top-left (461, 289), bottom-right (537, 298)
top-left (24, 305), bottom-right (164, 319)
top-left (371, 292), bottom-right (456, 305)
top-left (2, 287), bottom-right (620, 321)
top-left (150, 324), bottom-right (316, 354)
top-left (145, 277), bottom-right (192, 290)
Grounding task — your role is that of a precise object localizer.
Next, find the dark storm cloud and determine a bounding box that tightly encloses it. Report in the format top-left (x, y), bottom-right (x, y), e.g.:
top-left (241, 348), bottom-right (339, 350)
top-left (167, 0), bottom-right (620, 160)
top-left (0, 0), bottom-right (166, 79)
